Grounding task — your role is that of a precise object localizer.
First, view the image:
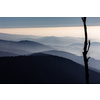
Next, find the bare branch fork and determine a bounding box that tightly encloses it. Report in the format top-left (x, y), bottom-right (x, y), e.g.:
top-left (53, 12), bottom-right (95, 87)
top-left (81, 17), bottom-right (91, 84)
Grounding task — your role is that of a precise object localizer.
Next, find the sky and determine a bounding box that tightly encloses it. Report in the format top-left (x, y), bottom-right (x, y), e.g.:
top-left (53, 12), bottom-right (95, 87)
top-left (0, 17), bottom-right (100, 39)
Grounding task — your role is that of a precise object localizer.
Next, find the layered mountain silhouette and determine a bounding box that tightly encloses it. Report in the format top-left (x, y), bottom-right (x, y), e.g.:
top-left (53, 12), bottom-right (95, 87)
top-left (0, 51), bottom-right (18, 57)
top-left (1, 33), bottom-right (99, 59)
top-left (42, 50), bottom-right (100, 72)
top-left (65, 42), bottom-right (100, 60)
top-left (0, 33), bottom-right (42, 41)
top-left (0, 33), bottom-right (100, 84)
top-left (0, 38), bottom-right (100, 73)
top-left (0, 39), bottom-right (52, 55)
top-left (0, 53), bottom-right (100, 84)
top-left (49, 41), bottom-right (100, 60)
top-left (33, 36), bottom-right (84, 46)
top-left (0, 33), bottom-right (84, 44)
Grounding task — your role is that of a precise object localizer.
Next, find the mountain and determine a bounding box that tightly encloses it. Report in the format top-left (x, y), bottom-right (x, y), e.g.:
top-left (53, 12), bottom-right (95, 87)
top-left (65, 42), bottom-right (100, 60)
top-left (42, 50), bottom-right (83, 63)
top-left (33, 36), bottom-right (84, 46)
top-left (50, 42), bottom-right (100, 60)
top-left (0, 39), bottom-right (53, 55)
top-left (0, 33), bottom-right (96, 45)
top-left (0, 51), bottom-right (18, 57)
top-left (1, 33), bottom-right (99, 59)
top-left (16, 40), bottom-right (53, 52)
top-left (0, 53), bottom-right (100, 83)
top-left (33, 36), bottom-right (100, 60)
top-left (0, 33), bottom-right (42, 41)
top-left (42, 50), bottom-right (100, 73)
top-left (0, 46), bottom-right (31, 55)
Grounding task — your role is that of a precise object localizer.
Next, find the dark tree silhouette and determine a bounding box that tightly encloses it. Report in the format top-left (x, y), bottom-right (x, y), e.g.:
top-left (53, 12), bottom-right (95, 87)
top-left (81, 17), bottom-right (91, 84)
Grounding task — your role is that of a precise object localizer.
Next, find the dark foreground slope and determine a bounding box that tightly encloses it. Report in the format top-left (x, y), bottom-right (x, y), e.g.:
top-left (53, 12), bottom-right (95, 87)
top-left (0, 53), bottom-right (100, 84)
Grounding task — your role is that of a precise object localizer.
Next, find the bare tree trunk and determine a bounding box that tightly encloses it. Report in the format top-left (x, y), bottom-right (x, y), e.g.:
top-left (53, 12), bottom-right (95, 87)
top-left (81, 17), bottom-right (90, 84)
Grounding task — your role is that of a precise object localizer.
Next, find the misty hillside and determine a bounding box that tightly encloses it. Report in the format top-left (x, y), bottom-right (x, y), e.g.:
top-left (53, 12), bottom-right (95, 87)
top-left (0, 46), bottom-right (31, 55)
top-left (1, 33), bottom-right (99, 59)
top-left (42, 50), bottom-right (83, 63)
top-left (51, 42), bottom-right (100, 60)
top-left (0, 53), bottom-right (100, 84)
top-left (32, 36), bottom-right (100, 60)
top-left (17, 40), bottom-right (52, 51)
top-left (33, 36), bottom-right (84, 46)
top-left (0, 51), bottom-right (18, 57)
top-left (0, 39), bottom-right (53, 55)
top-left (42, 50), bottom-right (100, 72)
top-left (66, 42), bottom-right (100, 60)
top-left (0, 33), bottom-right (42, 41)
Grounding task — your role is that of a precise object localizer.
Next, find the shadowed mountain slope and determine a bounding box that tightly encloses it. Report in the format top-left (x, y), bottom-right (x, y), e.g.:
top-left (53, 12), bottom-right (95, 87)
top-left (42, 50), bottom-right (100, 73)
top-left (0, 53), bottom-right (100, 84)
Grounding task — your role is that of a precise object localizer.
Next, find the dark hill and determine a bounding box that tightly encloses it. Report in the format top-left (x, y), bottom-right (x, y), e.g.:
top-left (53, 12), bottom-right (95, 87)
top-left (0, 53), bottom-right (100, 84)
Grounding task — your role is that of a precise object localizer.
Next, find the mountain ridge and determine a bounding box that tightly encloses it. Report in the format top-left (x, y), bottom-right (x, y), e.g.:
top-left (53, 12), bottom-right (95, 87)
top-left (0, 39), bottom-right (53, 55)
top-left (41, 50), bottom-right (100, 73)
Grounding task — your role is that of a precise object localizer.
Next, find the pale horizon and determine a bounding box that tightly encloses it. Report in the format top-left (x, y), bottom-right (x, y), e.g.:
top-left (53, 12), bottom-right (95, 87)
top-left (0, 26), bottom-right (100, 40)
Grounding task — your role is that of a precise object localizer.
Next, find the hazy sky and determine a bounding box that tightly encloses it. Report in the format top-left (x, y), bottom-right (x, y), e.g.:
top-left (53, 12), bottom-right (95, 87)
top-left (0, 17), bottom-right (100, 39)
top-left (1, 17), bottom-right (100, 28)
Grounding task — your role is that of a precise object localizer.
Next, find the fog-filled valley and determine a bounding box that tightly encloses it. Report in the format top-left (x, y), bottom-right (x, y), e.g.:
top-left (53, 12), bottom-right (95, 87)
top-left (1, 33), bottom-right (100, 60)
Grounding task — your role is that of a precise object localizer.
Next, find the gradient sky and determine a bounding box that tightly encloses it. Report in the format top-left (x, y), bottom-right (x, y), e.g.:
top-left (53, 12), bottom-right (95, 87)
top-left (0, 17), bottom-right (100, 39)
top-left (1, 17), bottom-right (100, 28)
